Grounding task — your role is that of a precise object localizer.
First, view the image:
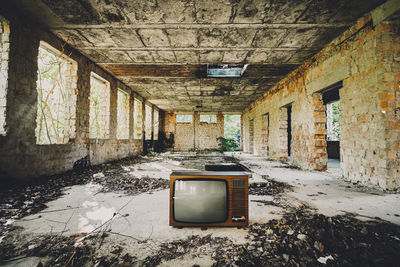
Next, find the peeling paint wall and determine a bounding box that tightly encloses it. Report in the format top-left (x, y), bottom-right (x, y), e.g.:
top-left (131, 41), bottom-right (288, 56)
top-left (243, 12), bottom-right (400, 189)
top-left (0, 17), bottom-right (145, 180)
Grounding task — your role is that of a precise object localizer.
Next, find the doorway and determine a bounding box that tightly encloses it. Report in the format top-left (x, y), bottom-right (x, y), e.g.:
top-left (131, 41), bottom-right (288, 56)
top-left (224, 114), bottom-right (241, 151)
top-left (321, 82), bottom-right (342, 175)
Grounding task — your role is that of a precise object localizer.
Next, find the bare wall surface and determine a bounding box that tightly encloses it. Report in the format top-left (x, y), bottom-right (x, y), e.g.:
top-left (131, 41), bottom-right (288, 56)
top-left (243, 8), bottom-right (400, 189)
top-left (165, 111), bottom-right (224, 151)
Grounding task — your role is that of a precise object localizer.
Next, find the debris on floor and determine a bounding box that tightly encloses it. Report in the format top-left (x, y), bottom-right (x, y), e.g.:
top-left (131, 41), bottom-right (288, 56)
top-left (2, 210), bottom-right (400, 266)
top-left (0, 153), bottom-right (400, 266)
top-left (211, 210), bottom-right (400, 266)
top-left (0, 228), bottom-right (138, 266)
top-left (0, 157), bottom-right (165, 226)
top-left (248, 180), bottom-right (293, 196)
top-left (92, 173), bottom-right (169, 195)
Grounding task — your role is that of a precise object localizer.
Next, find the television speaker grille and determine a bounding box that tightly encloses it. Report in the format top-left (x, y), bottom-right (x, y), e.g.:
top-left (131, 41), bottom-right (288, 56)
top-left (232, 179), bottom-right (245, 187)
top-left (231, 188), bottom-right (246, 217)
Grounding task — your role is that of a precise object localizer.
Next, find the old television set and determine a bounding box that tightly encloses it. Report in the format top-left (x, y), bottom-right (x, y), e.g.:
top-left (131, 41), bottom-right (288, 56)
top-left (170, 171), bottom-right (249, 227)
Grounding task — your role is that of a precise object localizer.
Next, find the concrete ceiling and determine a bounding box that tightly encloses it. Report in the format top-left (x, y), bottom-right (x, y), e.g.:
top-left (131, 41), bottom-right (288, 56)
top-left (11, 0), bottom-right (384, 112)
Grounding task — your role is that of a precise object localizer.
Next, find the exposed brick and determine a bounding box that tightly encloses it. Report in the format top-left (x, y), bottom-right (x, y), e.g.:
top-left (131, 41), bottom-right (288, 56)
top-left (242, 16), bottom-right (400, 189)
top-left (0, 19), bottom-right (145, 180)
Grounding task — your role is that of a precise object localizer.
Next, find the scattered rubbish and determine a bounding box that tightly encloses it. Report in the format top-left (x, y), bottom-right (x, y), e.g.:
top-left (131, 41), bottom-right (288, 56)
top-left (248, 180), bottom-right (293, 195)
top-left (92, 174), bottom-right (169, 195)
top-left (297, 233), bottom-right (307, 240)
top-left (273, 164), bottom-right (300, 169)
top-left (0, 155), bottom-right (399, 266)
top-left (212, 211), bottom-right (400, 266)
top-left (317, 255), bottom-right (334, 264)
top-left (250, 200), bottom-right (277, 206)
top-left (92, 173), bottom-right (105, 179)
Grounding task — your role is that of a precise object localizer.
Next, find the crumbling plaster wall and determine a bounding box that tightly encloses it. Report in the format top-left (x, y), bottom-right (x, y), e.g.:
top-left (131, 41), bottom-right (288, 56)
top-left (196, 112), bottom-right (224, 150)
top-left (164, 111), bottom-right (224, 151)
top-left (0, 16), bottom-right (147, 180)
top-left (243, 11), bottom-right (400, 189)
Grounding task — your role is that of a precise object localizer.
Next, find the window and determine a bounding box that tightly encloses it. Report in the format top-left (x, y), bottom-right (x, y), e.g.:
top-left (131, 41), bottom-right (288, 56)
top-left (117, 89), bottom-right (129, 139)
top-left (89, 72), bottom-right (110, 139)
top-left (35, 41), bottom-right (78, 144)
top-left (145, 104), bottom-right (152, 140)
top-left (0, 17), bottom-right (10, 136)
top-left (200, 114), bottom-right (217, 124)
top-left (176, 114), bottom-right (192, 123)
top-left (133, 98), bottom-right (142, 139)
top-left (153, 108), bottom-right (159, 140)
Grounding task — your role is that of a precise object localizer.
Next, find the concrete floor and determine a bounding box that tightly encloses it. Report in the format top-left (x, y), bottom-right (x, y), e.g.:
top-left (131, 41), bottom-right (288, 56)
top-left (3, 153), bottom-right (400, 266)
top-left (235, 153), bottom-right (400, 224)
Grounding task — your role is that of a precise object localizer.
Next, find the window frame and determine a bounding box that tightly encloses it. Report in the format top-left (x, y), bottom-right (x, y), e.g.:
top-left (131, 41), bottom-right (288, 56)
top-left (133, 98), bottom-right (143, 140)
top-left (89, 72), bottom-right (111, 139)
top-left (116, 88), bottom-right (130, 140)
top-left (200, 114), bottom-right (217, 124)
top-left (35, 41), bottom-right (78, 145)
top-left (176, 114), bottom-right (193, 124)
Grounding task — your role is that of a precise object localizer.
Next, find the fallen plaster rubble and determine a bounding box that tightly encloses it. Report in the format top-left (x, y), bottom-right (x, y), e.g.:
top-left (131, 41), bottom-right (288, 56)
top-left (0, 152), bottom-right (399, 266)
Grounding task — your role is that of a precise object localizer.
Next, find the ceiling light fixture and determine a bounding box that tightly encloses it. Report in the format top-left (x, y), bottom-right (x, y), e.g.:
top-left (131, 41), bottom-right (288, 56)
top-left (207, 64), bottom-right (248, 78)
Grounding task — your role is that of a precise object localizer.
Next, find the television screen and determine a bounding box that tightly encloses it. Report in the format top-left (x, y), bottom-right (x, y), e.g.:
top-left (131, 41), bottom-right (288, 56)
top-left (173, 179), bottom-right (227, 223)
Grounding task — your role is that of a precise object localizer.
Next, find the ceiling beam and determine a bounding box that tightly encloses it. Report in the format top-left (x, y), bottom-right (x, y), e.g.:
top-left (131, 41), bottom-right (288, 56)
top-left (101, 64), bottom-right (299, 78)
top-left (51, 22), bottom-right (351, 30)
top-left (81, 47), bottom-right (317, 51)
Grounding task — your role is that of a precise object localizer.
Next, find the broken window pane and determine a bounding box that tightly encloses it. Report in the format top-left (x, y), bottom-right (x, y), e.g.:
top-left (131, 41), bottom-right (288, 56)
top-left (176, 114), bottom-right (192, 123)
top-left (145, 104), bottom-right (152, 140)
top-left (200, 114), bottom-right (217, 123)
top-left (0, 17), bottom-right (10, 136)
top-left (89, 72), bottom-right (110, 139)
top-left (35, 41), bottom-right (77, 144)
top-left (326, 100), bottom-right (340, 141)
top-left (153, 108), bottom-right (159, 140)
top-left (133, 98), bottom-right (142, 139)
top-left (117, 89), bottom-right (129, 140)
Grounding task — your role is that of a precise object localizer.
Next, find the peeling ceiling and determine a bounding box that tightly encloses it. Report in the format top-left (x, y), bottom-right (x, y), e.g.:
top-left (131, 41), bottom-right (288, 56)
top-left (11, 0), bottom-right (384, 112)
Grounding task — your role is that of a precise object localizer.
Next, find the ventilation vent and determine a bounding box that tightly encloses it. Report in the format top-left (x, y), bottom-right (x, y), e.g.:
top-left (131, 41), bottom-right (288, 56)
top-left (207, 64), bottom-right (248, 78)
top-left (233, 179), bottom-right (245, 187)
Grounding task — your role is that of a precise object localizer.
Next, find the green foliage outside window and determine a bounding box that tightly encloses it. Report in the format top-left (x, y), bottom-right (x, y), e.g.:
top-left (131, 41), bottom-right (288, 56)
top-left (35, 43), bottom-right (77, 144)
top-left (217, 136), bottom-right (239, 152)
top-left (224, 114), bottom-right (241, 145)
top-left (176, 114), bottom-right (192, 123)
top-left (117, 89), bottom-right (129, 139)
top-left (327, 101), bottom-right (340, 141)
top-left (89, 74), bottom-right (110, 139)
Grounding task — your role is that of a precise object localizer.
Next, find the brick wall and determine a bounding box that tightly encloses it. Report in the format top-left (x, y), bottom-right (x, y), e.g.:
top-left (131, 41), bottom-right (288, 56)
top-left (164, 111), bottom-right (224, 151)
top-left (242, 9), bottom-right (400, 189)
top-left (0, 16), bottom-right (146, 180)
top-left (196, 112), bottom-right (224, 150)
top-left (382, 23), bottom-right (400, 189)
top-left (175, 122), bottom-right (195, 151)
